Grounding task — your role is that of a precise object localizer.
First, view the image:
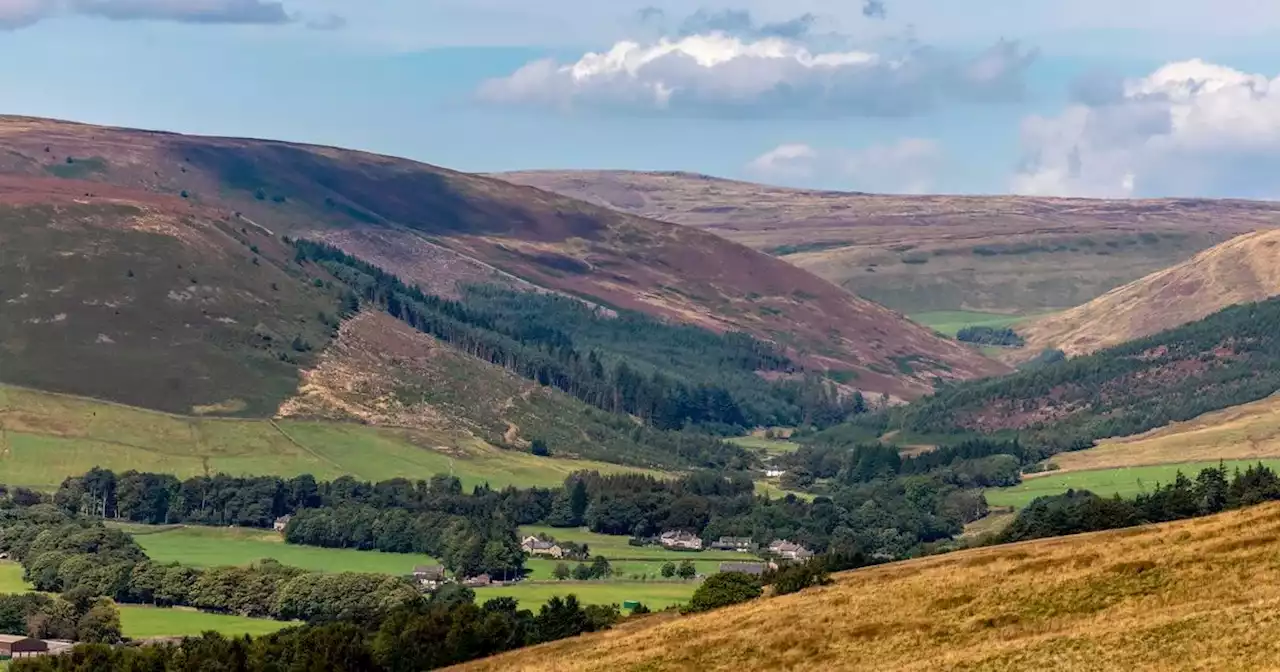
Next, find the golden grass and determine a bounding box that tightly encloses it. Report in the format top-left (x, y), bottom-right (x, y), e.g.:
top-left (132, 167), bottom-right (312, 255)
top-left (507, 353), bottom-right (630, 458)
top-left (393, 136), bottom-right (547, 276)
top-left (456, 502), bottom-right (1280, 671)
top-left (1018, 229), bottom-right (1280, 359)
top-left (1051, 394), bottom-right (1280, 473)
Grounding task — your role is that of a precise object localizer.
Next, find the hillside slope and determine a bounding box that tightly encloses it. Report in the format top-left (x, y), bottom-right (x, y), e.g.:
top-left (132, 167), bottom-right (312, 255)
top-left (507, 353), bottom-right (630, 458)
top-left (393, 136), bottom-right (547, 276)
top-left (898, 295), bottom-right (1280, 452)
top-left (496, 170), bottom-right (1280, 314)
top-left (1019, 229), bottom-right (1280, 358)
top-left (0, 176), bottom-right (341, 416)
top-left (457, 502), bottom-right (1280, 671)
top-left (0, 116), bottom-right (1005, 399)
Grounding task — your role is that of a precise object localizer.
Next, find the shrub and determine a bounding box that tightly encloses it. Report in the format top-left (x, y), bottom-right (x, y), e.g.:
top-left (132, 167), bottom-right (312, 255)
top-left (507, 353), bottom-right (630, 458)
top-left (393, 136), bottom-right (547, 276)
top-left (683, 572), bottom-right (762, 613)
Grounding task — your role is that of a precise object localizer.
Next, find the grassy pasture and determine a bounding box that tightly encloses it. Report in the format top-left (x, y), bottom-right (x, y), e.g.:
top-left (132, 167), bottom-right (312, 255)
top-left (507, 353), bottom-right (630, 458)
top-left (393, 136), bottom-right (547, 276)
top-left (475, 581), bottom-right (698, 611)
top-left (985, 459), bottom-right (1280, 509)
top-left (0, 384), bottom-right (660, 492)
top-left (117, 606), bottom-right (297, 639)
top-left (907, 310), bottom-right (1037, 337)
top-left (518, 526), bottom-right (747, 562)
top-left (118, 524), bottom-right (437, 575)
top-left (727, 434), bottom-right (801, 454)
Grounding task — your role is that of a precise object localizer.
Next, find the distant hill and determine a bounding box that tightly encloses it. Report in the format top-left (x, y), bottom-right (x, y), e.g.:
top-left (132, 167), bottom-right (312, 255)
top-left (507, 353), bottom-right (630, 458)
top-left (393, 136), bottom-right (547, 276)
top-left (0, 116), bottom-right (1005, 401)
top-left (897, 296), bottom-right (1280, 452)
top-left (455, 501), bottom-right (1280, 671)
top-left (1018, 229), bottom-right (1280, 359)
top-left (496, 170), bottom-right (1280, 315)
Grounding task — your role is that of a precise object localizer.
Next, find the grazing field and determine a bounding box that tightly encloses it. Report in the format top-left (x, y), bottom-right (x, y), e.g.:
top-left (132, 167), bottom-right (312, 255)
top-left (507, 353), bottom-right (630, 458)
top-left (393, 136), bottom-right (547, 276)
top-left (118, 524), bottom-right (437, 575)
top-left (0, 562), bottom-right (28, 593)
top-left (0, 384), bottom-right (658, 492)
top-left (475, 581), bottom-right (698, 611)
top-left (518, 527), bottom-right (747, 562)
top-left (727, 434), bottom-right (801, 454)
top-left (117, 605), bottom-right (296, 639)
top-left (461, 501), bottom-right (1280, 672)
top-left (1052, 395), bottom-right (1280, 473)
top-left (985, 459), bottom-right (1280, 508)
top-left (522, 558), bottom-right (724, 581)
top-left (908, 310), bottom-right (1034, 337)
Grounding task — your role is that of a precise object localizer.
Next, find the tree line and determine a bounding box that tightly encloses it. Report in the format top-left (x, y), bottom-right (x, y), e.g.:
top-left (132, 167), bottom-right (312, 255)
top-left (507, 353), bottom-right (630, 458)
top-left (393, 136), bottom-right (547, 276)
top-left (291, 239), bottom-right (861, 434)
top-left (11, 586), bottom-right (620, 672)
top-left (999, 462), bottom-right (1280, 543)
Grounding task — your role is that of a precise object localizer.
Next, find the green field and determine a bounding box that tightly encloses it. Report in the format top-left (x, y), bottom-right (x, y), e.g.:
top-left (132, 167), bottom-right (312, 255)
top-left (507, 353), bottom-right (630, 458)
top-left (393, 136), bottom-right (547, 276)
top-left (523, 557), bottom-right (725, 581)
top-left (0, 562), bottom-right (28, 593)
top-left (117, 605), bottom-right (297, 639)
top-left (118, 524), bottom-right (437, 575)
top-left (908, 310), bottom-right (1036, 337)
top-left (0, 384), bottom-right (661, 492)
top-left (985, 460), bottom-right (1280, 509)
top-left (518, 526), bottom-right (747, 562)
top-left (475, 581), bottom-right (698, 611)
top-left (0, 561), bottom-right (289, 639)
top-left (728, 434), bottom-right (801, 454)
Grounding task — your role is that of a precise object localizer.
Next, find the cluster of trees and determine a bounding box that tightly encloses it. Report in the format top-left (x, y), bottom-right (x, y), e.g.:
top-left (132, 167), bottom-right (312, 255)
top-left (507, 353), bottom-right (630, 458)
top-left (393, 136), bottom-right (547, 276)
top-left (550, 556), bottom-right (614, 581)
top-left (897, 296), bottom-right (1280, 454)
top-left (1001, 462), bottom-right (1280, 543)
top-left (0, 505), bottom-right (420, 623)
top-left (0, 591), bottom-right (121, 644)
top-left (779, 438), bottom-right (1027, 490)
top-left (12, 587), bottom-right (619, 672)
top-left (955, 326), bottom-right (1024, 347)
top-left (292, 239), bottom-right (861, 435)
top-left (285, 506), bottom-right (524, 578)
top-left (549, 470), bottom-right (985, 563)
top-left (55, 469), bottom-right (530, 578)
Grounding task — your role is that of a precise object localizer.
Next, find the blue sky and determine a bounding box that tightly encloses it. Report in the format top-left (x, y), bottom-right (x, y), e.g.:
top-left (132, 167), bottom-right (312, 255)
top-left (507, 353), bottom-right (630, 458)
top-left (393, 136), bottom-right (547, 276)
top-left (2, 1), bottom-right (1280, 197)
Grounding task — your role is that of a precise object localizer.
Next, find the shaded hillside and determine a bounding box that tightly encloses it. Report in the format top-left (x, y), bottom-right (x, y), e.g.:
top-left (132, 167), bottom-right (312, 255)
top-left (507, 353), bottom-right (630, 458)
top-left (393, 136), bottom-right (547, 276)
top-left (0, 116), bottom-right (1005, 399)
top-left (898, 297), bottom-right (1280, 451)
top-left (497, 170), bottom-right (1280, 314)
top-left (0, 178), bottom-right (342, 416)
top-left (279, 310), bottom-right (751, 470)
top-left (1018, 229), bottom-right (1280, 359)
top-left (456, 502), bottom-right (1280, 671)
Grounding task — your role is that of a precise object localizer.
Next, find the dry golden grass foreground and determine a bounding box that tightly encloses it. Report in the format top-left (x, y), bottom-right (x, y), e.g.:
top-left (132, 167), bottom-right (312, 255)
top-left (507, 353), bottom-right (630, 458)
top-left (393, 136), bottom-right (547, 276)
top-left (456, 502), bottom-right (1280, 672)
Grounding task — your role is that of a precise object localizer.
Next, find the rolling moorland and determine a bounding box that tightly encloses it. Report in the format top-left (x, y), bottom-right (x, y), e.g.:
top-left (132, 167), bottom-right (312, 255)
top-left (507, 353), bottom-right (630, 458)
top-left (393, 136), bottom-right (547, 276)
top-left (1016, 228), bottom-right (1280, 360)
top-left (458, 502), bottom-right (1280, 671)
top-left (12, 114), bottom-right (1280, 669)
top-left (0, 116), bottom-right (1005, 401)
top-left (495, 170), bottom-right (1280, 315)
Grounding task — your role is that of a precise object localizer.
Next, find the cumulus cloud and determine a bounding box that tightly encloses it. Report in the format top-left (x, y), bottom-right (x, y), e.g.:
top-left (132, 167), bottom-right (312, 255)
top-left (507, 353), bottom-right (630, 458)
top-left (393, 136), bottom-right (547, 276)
top-left (1013, 59), bottom-right (1280, 198)
top-left (0, 0), bottom-right (342, 28)
top-left (478, 29), bottom-right (1036, 118)
top-left (746, 138), bottom-right (942, 193)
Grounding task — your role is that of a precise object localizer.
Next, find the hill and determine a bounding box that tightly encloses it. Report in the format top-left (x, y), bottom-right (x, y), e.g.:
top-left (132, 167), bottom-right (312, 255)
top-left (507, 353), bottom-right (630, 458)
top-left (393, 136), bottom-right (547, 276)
top-left (897, 295), bottom-right (1280, 452)
top-left (1018, 229), bottom-right (1280, 359)
top-left (0, 116), bottom-right (1005, 400)
top-left (0, 177), bottom-right (342, 416)
top-left (456, 502), bottom-right (1280, 671)
top-left (496, 170), bottom-right (1280, 315)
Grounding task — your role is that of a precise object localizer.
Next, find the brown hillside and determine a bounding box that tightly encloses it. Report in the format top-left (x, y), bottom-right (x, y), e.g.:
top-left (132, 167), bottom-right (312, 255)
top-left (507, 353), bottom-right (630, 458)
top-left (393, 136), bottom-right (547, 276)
top-left (496, 170), bottom-right (1280, 314)
top-left (1016, 229), bottom-right (1280, 359)
top-left (457, 502), bottom-right (1280, 672)
top-left (0, 176), bottom-right (340, 416)
top-left (0, 116), bottom-right (1006, 398)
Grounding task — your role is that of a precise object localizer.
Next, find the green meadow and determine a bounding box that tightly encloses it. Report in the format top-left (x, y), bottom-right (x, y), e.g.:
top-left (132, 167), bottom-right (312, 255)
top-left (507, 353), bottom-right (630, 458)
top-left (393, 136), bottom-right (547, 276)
top-left (985, 459), bottom-right (1280, 509)
top-left (908, 310), bottom-right (1044, 337)
top-left (118, 524), bottom-right (437, 575)
top-left (476, 581), bottom-right (698, 611)
top-left (0, 384), bottom-right (659, 492)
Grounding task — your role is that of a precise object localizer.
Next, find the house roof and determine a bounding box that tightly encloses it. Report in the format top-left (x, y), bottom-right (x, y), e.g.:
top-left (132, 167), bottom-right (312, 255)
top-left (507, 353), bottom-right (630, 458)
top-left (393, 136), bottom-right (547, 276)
top-left (526, 539), bottom-right (558, 549)
top-left (0, 635), bottom-right (33, 644)
top-left (414, 566), bottom-right (445, 576)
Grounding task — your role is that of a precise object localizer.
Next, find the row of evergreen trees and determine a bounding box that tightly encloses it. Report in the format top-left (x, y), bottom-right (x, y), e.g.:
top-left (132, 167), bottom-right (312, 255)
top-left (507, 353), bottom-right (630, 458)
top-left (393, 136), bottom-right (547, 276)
top-left (291, 239), bottom-right (860, 433)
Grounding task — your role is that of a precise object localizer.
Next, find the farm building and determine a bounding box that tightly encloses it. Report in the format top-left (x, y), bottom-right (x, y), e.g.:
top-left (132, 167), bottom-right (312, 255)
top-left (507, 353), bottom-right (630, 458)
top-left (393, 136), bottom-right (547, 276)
top-left (719, 562), bottom-right (770, 576)
top-left (0, 635), bottom-right (48, 659)
top-left (414, 566), bottom-right (447, 589)
top-left (710, 536), bottom-right (758, 552)
top-left (521, 536), bottom-right (564, 558)
top-left (659, 531), bottom-right (703, 551)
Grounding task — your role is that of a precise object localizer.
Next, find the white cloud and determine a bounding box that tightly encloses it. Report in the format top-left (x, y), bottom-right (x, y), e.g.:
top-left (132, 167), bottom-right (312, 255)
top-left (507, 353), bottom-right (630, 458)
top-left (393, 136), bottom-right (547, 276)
top-left (1013, 59), bottom-right (1280, 198)
top-left (746, 138), bottom-right (942, 193)
top-left (478, 32), bottom-right (1035, 118)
